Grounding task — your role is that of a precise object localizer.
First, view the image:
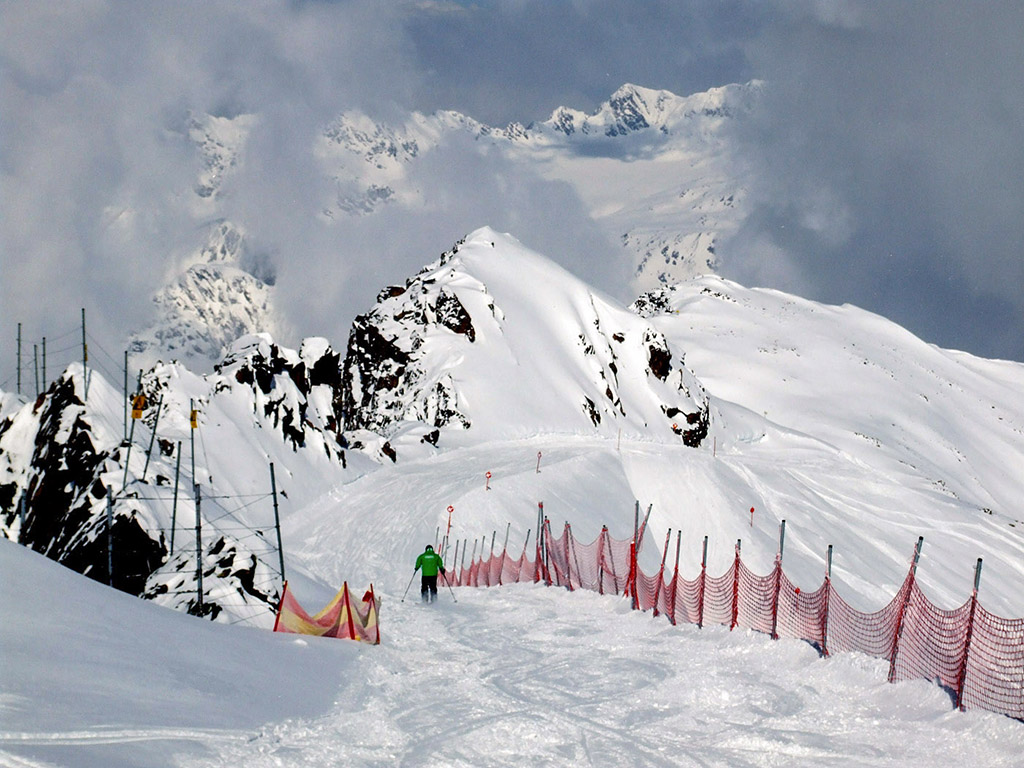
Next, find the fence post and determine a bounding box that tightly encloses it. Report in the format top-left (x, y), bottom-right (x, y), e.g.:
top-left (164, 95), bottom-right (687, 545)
top-left (106, 494), bottom-right (114, 587)
top-left (630, 502), bottom-right (639, 610)
top-left (698, 535), bottom-right (709, 629)
top-left (669, 530), bottom-right (681, 626)
top-left (771, 519), bottom-right (786, 640)
top-left (563, 522), bottom-right (573, 591)
top-left (955, 558), bottom-right (983, 711)
top-left (270, 462), bottom-right (285, 584)
top-left (19, 494), bottom-right (27, 540)
top-left (598, 525), bottom-right (607, 595)
top-left (195, 484), bottom-right (204, 616)
top-left (653, 528), bottom-right (672, 616)
top-left (543, 519), bottom-right (553, 586)
top-left (452, 539), bottom-right (460, 586)
top-left (535, 502), bottom-right (544, 583)
top-left (821, 544), bottom-right (833, 656)
top-left (499, 522), bottom-right (511, 585)
top-left (888, 536), bottom-right (924, 683)
top-left (730, 539), bottom-right (742, 630)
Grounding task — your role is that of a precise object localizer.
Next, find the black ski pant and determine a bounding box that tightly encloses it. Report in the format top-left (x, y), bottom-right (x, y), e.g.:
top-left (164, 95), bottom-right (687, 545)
top-left (421, 573), bottom-right (438, 600)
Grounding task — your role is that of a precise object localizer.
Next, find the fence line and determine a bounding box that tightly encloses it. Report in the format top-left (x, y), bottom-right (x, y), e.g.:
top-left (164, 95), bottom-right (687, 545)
top-left (449, 516), bottom-right (1024, 721)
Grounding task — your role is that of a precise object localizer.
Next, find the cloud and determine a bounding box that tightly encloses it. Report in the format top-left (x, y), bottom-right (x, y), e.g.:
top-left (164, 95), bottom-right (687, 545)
top-left (725, 1), bottom-right (1024, 360)
top-left (2, 0), bottom-right (1022, 390)
top-left (0, 0), bottom-right (422, 381)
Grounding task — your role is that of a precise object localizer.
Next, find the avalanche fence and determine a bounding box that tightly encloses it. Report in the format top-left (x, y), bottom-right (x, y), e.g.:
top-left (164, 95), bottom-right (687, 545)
top-left (446, 508), bottom-right (1023, 722)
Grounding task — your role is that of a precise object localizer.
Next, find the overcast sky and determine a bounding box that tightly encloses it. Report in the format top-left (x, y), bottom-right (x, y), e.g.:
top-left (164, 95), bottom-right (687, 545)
top-left (2, 0), bottom-right (1022, 388)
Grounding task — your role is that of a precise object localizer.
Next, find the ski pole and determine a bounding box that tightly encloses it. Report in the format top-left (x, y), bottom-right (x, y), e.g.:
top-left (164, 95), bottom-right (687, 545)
top-left (441, 570), bottom-right (458, 603)
top-left (401, 569), bottom-right (418, 603)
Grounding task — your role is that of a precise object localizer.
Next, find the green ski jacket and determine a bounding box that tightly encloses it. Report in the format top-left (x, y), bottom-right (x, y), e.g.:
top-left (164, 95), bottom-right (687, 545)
top-left (415, 549), bottom-right (445, 576)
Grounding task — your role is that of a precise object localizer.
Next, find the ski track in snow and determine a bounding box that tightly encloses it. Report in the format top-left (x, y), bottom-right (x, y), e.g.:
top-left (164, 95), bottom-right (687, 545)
top-left (179, 586), bottom-right (1023, 768)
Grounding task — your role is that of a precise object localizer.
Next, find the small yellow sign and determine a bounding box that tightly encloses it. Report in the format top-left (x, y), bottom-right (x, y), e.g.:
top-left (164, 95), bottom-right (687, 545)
top-left (190, 409), bottom-right (198, 429)
top-left (131, 394), bottom-right (147, 419)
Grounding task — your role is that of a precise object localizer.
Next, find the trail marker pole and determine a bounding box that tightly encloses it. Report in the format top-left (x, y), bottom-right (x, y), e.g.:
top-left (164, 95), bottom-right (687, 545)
top-left (446, 505), bottom-right (454, 539)
top-left (536, 451), bottom-right (542, 473)
top-left (41, 337), bottom-right (46, 391)
top-left (141, 394), bottom-right (164, 483)
top-left (485, 471), bottom-right (491, 491)
top-left (16, 323), bottom-right (21, 395)
top-left (460, 538), bottom-right (468, 575)
top-left (750, 506), bottom-right (754, 527)
top-left (170, 442), bottom-right (181, 556)
top-left (33, 344), bottom-right (39, 398)
top-left (270, 462), bottom-right (285, 583)
top-left (435, 526), bottom-right (440, 550)
top-left (770, 520), bottom-right (786, 640)
top-left (956, 558), bottom-right (983, 710)
top-left (106, 494), bottom-right (114, 586)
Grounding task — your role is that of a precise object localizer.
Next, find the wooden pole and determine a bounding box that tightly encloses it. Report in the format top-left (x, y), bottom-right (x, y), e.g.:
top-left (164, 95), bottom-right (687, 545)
top-left (41, 337), bottom-right (46, 391)
top-left (33, 344), bottom-right (39, 397)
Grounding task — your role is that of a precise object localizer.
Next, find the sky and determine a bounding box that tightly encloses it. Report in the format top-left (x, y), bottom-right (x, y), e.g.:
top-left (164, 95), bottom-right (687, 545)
top-left (2, 0), bottom-right (1022, 387)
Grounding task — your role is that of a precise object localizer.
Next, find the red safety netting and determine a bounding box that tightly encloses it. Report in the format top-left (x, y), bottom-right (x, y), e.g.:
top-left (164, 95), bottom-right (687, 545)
top-left (450, 516), bottom-right (1023, 721)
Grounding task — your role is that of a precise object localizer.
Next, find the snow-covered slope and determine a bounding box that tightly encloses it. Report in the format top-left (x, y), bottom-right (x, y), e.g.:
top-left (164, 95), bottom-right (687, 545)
top-left (4, 537), bottom-right (1023, 768)
top-left (340, 228), bottom-right (708, 462)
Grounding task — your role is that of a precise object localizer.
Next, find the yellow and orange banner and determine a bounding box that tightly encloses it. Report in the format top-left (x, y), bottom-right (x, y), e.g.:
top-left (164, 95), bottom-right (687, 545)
top-left (273, 581), bottom-right (380, 644)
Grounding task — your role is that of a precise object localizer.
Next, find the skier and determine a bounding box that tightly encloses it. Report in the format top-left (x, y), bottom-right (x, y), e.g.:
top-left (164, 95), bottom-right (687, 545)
top-left (414, 544), bottom-right (446, 603)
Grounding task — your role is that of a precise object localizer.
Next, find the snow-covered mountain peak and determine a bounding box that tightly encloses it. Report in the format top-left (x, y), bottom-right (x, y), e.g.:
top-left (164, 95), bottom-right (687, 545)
top-left (340, 228), bottom-right (709, 462)
top-left (187, 111), bottom-right (257, 203)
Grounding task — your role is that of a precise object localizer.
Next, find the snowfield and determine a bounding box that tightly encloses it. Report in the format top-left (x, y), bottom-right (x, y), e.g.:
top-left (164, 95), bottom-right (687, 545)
top-left (2, 539), bottom-right (1022, 768)
top-left (3, 228), bottom-right (1024, 766)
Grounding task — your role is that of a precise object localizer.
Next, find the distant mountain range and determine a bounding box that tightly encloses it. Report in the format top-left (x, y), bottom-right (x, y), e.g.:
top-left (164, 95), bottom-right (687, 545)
top-left (128, 83), bottom-right (757, 371)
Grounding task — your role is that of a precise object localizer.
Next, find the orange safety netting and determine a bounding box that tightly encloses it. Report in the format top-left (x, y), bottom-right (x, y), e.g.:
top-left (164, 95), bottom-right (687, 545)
top-left (273, 580), bottom-right (381, 644)
top-left (450, 518), bottom-right (1024, 721)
